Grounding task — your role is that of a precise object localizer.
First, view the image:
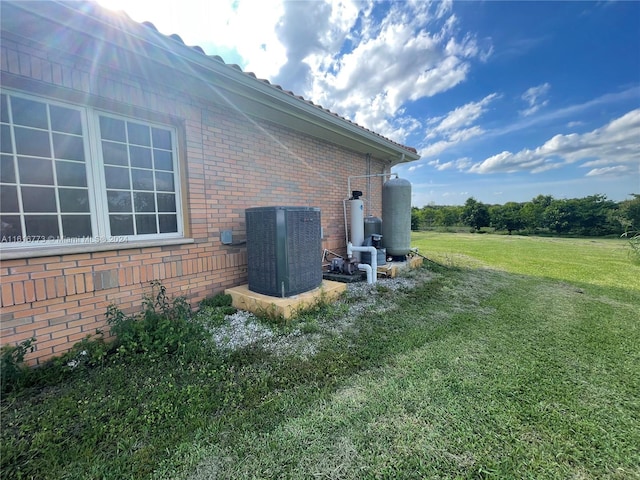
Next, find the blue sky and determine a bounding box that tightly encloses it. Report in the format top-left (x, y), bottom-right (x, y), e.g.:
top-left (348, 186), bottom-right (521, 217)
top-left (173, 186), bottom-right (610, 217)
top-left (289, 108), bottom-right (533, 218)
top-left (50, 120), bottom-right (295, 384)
top-left (98, 0), bottom-right (639, 206)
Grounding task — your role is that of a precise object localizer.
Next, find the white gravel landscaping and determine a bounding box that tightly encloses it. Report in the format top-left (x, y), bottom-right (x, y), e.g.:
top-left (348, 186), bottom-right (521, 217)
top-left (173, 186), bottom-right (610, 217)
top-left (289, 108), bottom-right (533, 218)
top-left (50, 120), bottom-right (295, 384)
top-left (202, 266), bottom-right (433, 358)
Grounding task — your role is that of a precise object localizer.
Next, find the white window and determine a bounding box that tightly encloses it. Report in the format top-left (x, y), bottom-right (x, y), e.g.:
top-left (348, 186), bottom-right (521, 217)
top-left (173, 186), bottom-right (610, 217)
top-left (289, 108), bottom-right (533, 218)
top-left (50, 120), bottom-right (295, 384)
top-left (0, 91), bottom-right (183, 247)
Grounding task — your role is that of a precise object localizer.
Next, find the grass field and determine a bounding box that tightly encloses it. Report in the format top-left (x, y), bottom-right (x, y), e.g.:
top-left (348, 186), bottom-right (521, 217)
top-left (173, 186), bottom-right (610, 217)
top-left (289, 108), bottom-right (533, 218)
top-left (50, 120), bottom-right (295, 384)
top-left (1, 233), bottom-right (639, 479)
top-left (413, 232), bottom-right (639, 291)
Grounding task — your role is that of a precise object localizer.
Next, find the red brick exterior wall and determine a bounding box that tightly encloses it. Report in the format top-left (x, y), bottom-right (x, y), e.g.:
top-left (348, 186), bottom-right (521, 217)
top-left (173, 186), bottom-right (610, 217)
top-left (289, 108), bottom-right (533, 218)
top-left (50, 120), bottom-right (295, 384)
top-left (0, 32), bottom-right (390, 364)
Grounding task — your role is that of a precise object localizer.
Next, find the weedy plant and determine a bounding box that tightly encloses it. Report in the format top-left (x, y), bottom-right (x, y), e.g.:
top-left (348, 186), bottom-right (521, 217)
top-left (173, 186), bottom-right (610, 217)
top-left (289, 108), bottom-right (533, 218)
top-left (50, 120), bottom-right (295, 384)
top-left (0, 281), bottom-right (214, 395)
top-left (196, 293), bottom-right (237, 329)
top-left (289, 290), bottom-right (348, 331)
top-left (253, 289), bottom-right (348, 331)
top-left (199, 293), bottom-right (234, 309)
top-left (622, 230), bottom-right (640, 263)
top-left (0, 337), bottom-right (36, 394)
top-left (106, 280), bottom-right (202, 359)
top-left (2, 236), bottom-right (639, 480)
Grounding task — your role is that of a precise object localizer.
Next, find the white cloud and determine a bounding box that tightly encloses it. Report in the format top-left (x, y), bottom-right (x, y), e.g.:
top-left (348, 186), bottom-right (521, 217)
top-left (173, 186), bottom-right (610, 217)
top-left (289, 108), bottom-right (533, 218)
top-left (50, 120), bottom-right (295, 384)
top-left (298, 1), bottom-right (488, 142)
top-left (483, 86), bottom-right (640, 142)
top-left (407, 164), bottom-right (424, 172)
top-left (420, 94), bottom-right (499, 157)
top-left (98, 0), bottom-right (288, 78)
top-left (428, 157), bottom-right (471, 171)
top-left (99, 0), bottom-right (490, 146)
top-left (520, 82), bottom-right (551, 116)
top-left (428, 159), bottom-right (454, 171)
top-left (442, 191), bottom-right (469, 198)
top-left (448, 125), bottom-right (484, 143)
top-left (585, 165), bottom-right (631, 177)
top-left (420, 140), bottom-right (454, 158)
top-left (272, 0), bottom-right (360, 92)
top-left (428, 93), bottom-right (498, 137)
top-left (469, 109), bottom-right (640, 174)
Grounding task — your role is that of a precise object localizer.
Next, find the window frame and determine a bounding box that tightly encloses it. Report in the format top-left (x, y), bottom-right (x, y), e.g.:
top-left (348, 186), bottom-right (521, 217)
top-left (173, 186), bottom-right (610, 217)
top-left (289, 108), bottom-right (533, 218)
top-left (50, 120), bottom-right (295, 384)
top-left (0, 89), bottom-right (185, 252)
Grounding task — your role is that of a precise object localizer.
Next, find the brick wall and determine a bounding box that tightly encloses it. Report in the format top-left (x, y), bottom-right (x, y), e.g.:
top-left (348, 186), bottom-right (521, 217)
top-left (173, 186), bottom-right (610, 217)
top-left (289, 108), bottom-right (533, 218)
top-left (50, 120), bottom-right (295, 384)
top-left (0, 30), bottom-right (391, 364)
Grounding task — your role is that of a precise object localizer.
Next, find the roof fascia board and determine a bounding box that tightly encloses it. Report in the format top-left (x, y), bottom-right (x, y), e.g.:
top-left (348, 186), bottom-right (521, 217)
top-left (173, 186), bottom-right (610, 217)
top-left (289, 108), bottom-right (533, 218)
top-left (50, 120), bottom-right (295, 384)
top-left (215, 87), bottom-right (416, 161)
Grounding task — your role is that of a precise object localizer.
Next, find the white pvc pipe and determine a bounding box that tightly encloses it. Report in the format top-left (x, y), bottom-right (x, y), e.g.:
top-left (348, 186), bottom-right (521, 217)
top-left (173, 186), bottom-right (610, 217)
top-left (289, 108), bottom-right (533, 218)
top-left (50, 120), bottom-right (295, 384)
top-left (358, 264), bottom-right (373, 283)
top-left (347, 242), bottom-right (377, 284)
top-left (343, 174), bottom-right (397, 259)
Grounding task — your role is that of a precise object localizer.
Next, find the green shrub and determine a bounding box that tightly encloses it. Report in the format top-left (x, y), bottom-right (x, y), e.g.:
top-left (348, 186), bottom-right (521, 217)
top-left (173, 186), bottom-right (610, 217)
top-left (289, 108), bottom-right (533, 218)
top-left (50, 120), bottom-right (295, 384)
top-left (200, 293), bottom-right (233, 308)
top-left (1, 282), bottom-right (209, 394)
top-left (106, 280), bottom-right (204, 359)
top-left (54, 331), bottom-right (109, 370)
top-left (0, 337), bottom-right (36, 394)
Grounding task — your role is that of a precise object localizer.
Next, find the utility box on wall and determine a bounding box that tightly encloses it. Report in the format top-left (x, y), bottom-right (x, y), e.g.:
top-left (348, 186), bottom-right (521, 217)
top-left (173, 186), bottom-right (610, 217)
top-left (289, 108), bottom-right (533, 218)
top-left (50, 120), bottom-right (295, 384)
top-left (245, 206), bottom-right (322, 297)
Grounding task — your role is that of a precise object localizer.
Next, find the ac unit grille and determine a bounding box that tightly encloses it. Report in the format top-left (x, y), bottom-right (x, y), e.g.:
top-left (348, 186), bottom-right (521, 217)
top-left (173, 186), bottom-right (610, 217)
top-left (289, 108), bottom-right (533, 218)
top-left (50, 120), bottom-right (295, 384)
top-left (246, 206), bottom-right (322, 297)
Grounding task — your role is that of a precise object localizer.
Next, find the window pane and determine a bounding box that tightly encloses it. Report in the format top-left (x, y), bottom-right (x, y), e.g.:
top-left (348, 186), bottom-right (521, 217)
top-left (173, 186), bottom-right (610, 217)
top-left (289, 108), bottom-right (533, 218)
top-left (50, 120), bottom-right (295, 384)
top-left (107, 190), bottom-right (132, 212)
top-left (0, 215), bottom-right (21, 239)
top-left (127, 122), bottom-right (150, 146)
top-left (59, 188), bottom-right (90, 212)
top-left (14, 127), bottom-right (51, 157)
top-left (104, 166), bottom-right (130, 189)
top-left (129, 145), bottom-right (152, 168)
top-left (152, 127), bottom-right (172, 149)
top-left (0, 185), bottom-right (19, 212)
top-left (62, 215), bottom-right (92, 238)
top-left (0, 99), bottom-right (182, 243)
top-left (133, 192), bottom-right (155, 212)
top-left (110, 214), bottom-right (133, 235)
top-left (0, 94), bottom-right (8, 124)
top-left (153, 149), bottom-right (173, 171)
top-left (21, 186), bottom-right (56, 212)
top-left (50, 105), bottom-right (82, 135)
top-left (100, 116), bottom-right (126, 142)
top-left (135, 214), bottom-right (157, 234)
top-left (1, 154), bottom-right (15, 183)
top-left (11, 97), bottom-right (48, 129)
top-left (102, 141), bottom-right (128, 166)
top-left (25, 215), bottom-right (59, 239)
top-left (159, 214), bottom-right (177, 233)
top-left (52, 133), bottom-right (84, 161)
top-left (0, 125), bottom-right (12, 153)
top-left (56, 161), bottom-right (87, 187)
top-left (18, 157), bottom-right (54, 185)
top-left (132, 169), bottom-right (154, 190)
top-left (155, 171), bottom-right (174, 192)
top-left (156, 193), bottom-right (176, 212)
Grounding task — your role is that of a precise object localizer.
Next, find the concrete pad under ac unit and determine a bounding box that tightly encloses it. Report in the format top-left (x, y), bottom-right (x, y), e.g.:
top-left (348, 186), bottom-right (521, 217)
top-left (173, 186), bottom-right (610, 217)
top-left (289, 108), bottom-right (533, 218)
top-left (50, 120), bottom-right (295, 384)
top-left (225, 280), bottom-right (347, 319)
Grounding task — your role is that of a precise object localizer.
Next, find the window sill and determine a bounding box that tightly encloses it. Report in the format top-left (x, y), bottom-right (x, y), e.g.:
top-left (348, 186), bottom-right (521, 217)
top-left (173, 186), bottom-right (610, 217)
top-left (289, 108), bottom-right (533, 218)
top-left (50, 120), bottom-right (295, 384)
top-left (0, 237), bottom-right (195, 260)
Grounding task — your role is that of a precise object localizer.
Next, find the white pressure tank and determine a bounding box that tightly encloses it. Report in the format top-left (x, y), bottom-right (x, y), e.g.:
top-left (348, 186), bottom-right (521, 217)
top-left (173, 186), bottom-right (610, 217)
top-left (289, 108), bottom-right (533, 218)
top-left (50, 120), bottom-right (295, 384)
top-left (349, 193), bottom-right (364, 260)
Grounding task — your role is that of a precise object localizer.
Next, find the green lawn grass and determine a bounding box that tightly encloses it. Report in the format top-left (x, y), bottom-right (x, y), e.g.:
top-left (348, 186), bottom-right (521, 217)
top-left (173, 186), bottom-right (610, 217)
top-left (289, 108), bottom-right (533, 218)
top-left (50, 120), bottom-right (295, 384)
top-left (412, 232), bottom-right (639, 292)
top-left (2, 233), bottom-right (638, 479)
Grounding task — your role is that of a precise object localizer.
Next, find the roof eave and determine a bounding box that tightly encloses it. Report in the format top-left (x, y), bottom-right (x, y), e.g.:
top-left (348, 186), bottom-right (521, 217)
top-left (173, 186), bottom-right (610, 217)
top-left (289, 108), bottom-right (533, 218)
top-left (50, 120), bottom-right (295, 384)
top-left (126, 18), bottom-right (421, 162)
top-left (5, 1), bottom-right (421, 163)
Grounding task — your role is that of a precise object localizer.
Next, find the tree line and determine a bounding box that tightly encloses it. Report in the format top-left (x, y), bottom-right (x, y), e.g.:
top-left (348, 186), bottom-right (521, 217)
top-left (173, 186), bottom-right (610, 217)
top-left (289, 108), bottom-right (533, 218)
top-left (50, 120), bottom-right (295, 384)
top-left (411, 194), bottom-right (640, 236)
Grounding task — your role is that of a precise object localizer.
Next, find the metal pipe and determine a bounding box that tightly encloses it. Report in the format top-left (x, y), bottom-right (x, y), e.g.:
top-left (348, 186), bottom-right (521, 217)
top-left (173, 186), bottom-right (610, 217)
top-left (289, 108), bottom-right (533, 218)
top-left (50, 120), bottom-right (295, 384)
top-left (367, 153), bottom-right (372, 215)
top-left (347, 172), bottom-right (397, 199)
top-left (343, 198), bottom-right (349, 251)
